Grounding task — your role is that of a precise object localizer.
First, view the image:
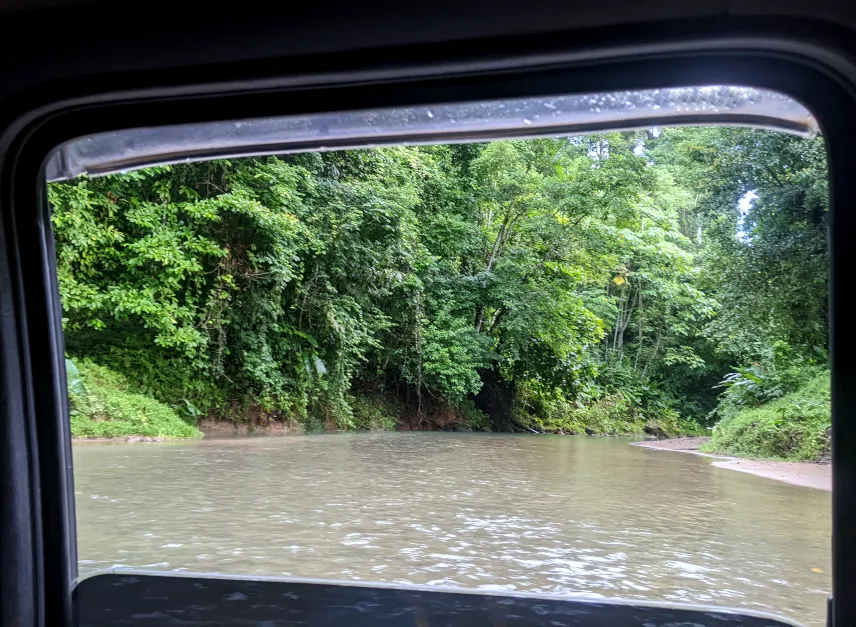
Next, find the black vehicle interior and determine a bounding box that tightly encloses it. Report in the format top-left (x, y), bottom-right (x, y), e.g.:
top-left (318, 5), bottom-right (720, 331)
top-left (2, 1), bottom-right (856, 626)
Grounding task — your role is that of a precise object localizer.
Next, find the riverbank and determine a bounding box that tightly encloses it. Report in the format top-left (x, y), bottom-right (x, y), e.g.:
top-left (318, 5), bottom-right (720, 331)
top-left (632, 437), bottom-right (831, 491)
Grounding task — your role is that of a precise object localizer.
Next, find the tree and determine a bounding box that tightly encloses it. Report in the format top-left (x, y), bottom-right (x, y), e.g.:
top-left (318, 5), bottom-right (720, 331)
top-left (50, 126), bottom-right (828, 435)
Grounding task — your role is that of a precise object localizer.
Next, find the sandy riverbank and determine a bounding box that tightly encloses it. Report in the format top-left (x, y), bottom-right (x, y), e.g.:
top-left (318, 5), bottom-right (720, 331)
top-left (632, 438), bottom-right (831, 491)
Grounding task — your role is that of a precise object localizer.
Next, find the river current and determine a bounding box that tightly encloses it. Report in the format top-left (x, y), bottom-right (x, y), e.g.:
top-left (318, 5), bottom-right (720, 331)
top-left (73, 433), bottom-right (831, 626)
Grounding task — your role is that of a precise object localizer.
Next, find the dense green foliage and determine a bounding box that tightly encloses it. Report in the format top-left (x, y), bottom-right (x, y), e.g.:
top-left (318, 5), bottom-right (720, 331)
top-left (51, 127), bottom-right (830, 452)
top-left (702, 372), bottom-right (830, 461)
top-left (68, 361), bottom-right (201, 439)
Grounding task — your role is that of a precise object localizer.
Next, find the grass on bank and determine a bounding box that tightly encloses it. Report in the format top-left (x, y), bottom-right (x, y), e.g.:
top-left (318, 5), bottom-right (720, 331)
top-left (68, 360), bottom-right (201, 439)
top-left (701, 372), bottom-right (830, 461)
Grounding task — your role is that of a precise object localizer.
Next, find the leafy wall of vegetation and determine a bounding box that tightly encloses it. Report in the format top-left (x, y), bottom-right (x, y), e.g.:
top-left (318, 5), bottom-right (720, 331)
top-left (702, 345), bottom-right (830, 461)
top-left (53, 127), bottom-right (830, 454)
top-left (67, 360), bottom-right (201, 439)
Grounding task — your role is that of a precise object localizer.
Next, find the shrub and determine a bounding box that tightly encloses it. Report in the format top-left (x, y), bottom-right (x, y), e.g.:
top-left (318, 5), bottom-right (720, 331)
top-left (65, 336), bottom-right (226, 414)
top-left (710, 341), bottom-right (823, 423)
top-left (350, 393), bottom-right (400, 431)
top-left (456, 399), bottom-right (491, 431)
top-left (68, 359), bottom-right (202, 439)
top-left (515, 385), bottom-right (639, 435)
top-left (513, 379), bottom-right (700, 437)
top-left (702, 372), bottom-right (830, 461)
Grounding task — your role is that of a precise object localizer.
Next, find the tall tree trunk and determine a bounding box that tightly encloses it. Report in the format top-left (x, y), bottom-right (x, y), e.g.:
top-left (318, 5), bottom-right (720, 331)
top-left (642, 328), bottom-right (662, 379)
top-left (616, 286), bottom-right (639, 361)
top-left (475, 213), bottom-right (513, 333)
top-left (612, 291), bottom-right (624, 355)
top-left (634, 285), bottom-right (645, 370)
top-left (414, 292), bottom-right (424, 423)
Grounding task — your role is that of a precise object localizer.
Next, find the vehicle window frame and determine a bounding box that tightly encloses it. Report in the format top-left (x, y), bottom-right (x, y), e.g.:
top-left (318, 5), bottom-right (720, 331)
top-left (2, 26), bottom-right (855, 627)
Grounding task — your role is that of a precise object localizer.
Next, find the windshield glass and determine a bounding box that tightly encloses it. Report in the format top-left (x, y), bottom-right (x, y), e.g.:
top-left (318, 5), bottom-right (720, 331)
top-left (54, 92), bottom-right (829, 627)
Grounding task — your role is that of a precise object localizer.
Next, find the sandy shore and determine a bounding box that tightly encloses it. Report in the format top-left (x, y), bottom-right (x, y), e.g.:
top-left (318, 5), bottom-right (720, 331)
top-left (632, 438), bottom-right (831, 491)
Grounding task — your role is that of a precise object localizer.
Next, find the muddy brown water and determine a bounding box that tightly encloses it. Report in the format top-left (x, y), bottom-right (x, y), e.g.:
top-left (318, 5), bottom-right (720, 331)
top-left (73, 433), bottom-right (831, 626)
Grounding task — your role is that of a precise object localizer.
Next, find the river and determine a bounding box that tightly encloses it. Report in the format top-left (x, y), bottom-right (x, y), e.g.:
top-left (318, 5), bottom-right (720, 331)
top-left (73, 433), bottom-right (831, 626)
